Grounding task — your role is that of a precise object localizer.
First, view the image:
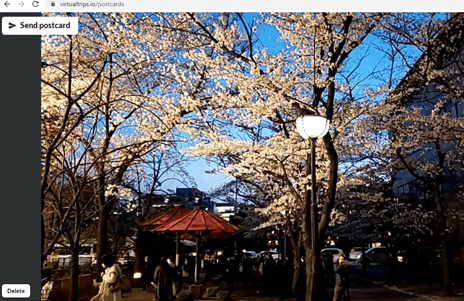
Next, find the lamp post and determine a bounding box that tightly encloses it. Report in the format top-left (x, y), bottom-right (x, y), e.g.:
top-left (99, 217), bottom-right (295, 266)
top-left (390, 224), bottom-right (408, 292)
top-left (296, 115), bottom-right (329, 301)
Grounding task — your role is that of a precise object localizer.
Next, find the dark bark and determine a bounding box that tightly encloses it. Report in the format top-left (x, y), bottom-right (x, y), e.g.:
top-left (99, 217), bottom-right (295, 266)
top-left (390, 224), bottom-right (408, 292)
top-left (319, 133), bottom-right (339, 239)
top-left (42, 202), bottom-right (45, 265)
top-left (396, 143), bottom-right (454, 295)
top-left (289, 230), bottom-right (303, 296)
top-left (69, 246), bottom-right (79, 301)
top-left (96, 185), bottom-right (110, 278)
top-left (433, 188), bottom-right (454, 295)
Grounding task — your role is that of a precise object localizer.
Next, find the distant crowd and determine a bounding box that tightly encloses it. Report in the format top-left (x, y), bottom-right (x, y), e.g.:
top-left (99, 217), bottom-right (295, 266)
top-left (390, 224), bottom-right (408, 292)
top-left (140, 250), bottom-right (294, 300)
top-left (90, 250), bottom-right (355, 301)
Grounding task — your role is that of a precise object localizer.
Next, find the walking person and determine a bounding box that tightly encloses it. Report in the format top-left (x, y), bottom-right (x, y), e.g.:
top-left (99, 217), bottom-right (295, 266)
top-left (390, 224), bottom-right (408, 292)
top-left (261, 253), bottom-right (275, 296)
top-left (142, 256), bottom-right (154, 291)
top-left (181, 258), bottom-right (190, 283)
top-left (256, 255), bottom-right (264, 294)
top-left (333, 255), bottom-right (350, 301)
top-left (91, 254), bottom-right (123, 301)
top-left (326, 252), bottom-right (334, 281)
top-left (153, 257), bottom-right (174, 301)
top-left (240, 253), bottom-right (253, 289)
top-left (223, 257), bottom-right (236, 290)
top-left (282, 256), bottom-right (293, 294)
top-left (387, 250), bottom-right (400, 287)
top-left (167, 256), bottom-right (181, 296)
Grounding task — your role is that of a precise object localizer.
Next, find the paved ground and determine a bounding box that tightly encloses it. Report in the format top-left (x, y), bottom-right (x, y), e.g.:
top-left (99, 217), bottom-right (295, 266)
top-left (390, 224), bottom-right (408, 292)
top-left (370, 281), bottom-right (464, 301)
top-left (121, 262), bottom-right (464, 301)
top-left (122, 279), bottom-right (464, 301)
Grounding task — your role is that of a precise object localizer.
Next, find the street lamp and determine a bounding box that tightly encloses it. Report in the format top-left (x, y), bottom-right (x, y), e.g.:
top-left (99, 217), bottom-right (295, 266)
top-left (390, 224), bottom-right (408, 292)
top-left (296, 114), bottom-right (329, 301)
top-left (296, 115), bottom-right (330, 139)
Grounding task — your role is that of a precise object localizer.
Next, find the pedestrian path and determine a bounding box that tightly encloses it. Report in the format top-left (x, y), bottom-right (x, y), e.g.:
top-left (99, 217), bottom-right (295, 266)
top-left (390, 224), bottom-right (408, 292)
top-left (122, 287), bottom-right (283, 301)
top-left (371, 280), bottom-right (464, 301)
top-left (122, 279), bottom-right (464, 301)
top-left (122, 288), bottom-right (153, 301)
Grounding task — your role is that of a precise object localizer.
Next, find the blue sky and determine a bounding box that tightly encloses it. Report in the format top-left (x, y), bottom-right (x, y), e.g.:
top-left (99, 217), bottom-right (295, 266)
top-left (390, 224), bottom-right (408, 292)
top-left (161, 13), bottom-right (285, 194)
top-left (160, 13), bottom-right (419, 195)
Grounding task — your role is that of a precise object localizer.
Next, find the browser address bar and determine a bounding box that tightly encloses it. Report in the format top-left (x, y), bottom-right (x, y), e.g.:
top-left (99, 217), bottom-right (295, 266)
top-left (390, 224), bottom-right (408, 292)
top-left (3, 0), bottom-right (449, 13)
top-left (3, 0), bottom-right (309, 12)
top-left (44, 0), bottom-right (325, 12)
top-left (45, 0), bottom-right (331, 11)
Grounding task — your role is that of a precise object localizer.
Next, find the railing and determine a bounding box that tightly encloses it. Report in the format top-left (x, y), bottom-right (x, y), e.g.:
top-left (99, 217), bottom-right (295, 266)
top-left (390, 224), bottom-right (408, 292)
top-left (47, 274), bottom-right (96, 301)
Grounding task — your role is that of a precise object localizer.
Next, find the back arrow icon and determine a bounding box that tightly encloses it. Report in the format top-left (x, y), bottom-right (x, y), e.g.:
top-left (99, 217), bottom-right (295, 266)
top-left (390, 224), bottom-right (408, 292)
top-left (4, 1), bottom-right (10, 7)
top-left (9, 22), bottom-right (16, 29)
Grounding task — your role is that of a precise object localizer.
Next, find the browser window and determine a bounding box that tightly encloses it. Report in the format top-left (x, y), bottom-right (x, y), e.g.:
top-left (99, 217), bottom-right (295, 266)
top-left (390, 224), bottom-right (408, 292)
top-left (1, 2), bottom-right (463, 301)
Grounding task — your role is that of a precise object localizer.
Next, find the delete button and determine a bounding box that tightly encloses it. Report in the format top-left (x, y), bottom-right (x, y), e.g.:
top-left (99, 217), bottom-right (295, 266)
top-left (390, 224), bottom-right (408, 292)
top-left (2, 284), bottom-right (30, 298)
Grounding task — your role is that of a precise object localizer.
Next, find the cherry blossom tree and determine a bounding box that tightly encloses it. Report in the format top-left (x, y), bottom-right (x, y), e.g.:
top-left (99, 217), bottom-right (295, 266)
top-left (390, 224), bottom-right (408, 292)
top-left (360, 13), bottom-right (464, 295)
top-left (160, 12), bottom-right (462, 298)
top-left (41, 12), bottom-right (216, 299)
top-left (146, 12), bottom-right (385, 299)
top-left (330, 184), bottom-right (435, 243)
top-left (41, 11), bottom-right (464, 300)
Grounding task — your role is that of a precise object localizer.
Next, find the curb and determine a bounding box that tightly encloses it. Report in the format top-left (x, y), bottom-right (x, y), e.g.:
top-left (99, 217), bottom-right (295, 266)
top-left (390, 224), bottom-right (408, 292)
top-left (381, 284), bottom-right (437, 301)
top-left (370, 280), bottom-right (437, 301)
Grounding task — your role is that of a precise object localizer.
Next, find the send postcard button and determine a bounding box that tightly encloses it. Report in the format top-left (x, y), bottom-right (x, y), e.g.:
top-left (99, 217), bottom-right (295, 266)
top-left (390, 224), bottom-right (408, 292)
top-left (2, 284), bottom-right (30, 298)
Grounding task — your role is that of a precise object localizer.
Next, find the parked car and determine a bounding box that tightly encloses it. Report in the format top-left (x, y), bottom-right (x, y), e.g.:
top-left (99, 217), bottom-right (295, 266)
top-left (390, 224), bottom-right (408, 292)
top-left (321, 248), bottom-right (344, 271)
top-left (396, 250), bottom-right (409, 264)
top-left (257, 250), bottom-right (279, 261)
top-left (348, 247), bottom-right (363, 261)
top-left (242, 250), bottom-right (258, 259)
top-left (357, 246), bottom-right (387, 265)
top-left (321, 248), bottom-right (345, 263)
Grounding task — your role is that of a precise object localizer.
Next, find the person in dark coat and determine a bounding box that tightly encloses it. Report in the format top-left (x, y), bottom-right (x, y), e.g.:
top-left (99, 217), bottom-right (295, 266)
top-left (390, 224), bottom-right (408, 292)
top-left (167, 256), bottom-right (181, 295)
top-left (333, 255), bottom-right (350, 301)
top-left (326, 252), bottom-right (334, 281)
top-left (282, 256), bottom-right (293, 294)
top-left (223, 257), bottom-right (236, 290)
top-left (181, 258), bottom-right (190, 282)
top-left (261, 253), bottom-right (275, 296)
top-left (240, 253), bottom-right (253, 288)
top-left (142, 256), bottom-right (153, 291)
top-left (153, 257), bottom-right (174, 301)
top-left (387, 250), bottom-right (400, 287)
top-left (256, 255), bottom-right (264, 294)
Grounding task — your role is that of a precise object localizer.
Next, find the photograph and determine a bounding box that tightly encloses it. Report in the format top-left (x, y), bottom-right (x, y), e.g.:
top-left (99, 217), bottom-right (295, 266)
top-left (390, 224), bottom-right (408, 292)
top-left (19, 10), bottom-right (464, 301)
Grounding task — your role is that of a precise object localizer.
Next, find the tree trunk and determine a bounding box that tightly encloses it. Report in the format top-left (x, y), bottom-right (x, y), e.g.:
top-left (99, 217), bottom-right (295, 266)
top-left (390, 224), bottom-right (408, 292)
top-left (95, 162), bottom-right (131, 277)
top-left (289, 228), bottom-right (303, 297)
top-left (41, 201), bottom-right (46, 265)
top-left (433, 190), bottom-right (454, 295)
top-left (69, 246), bottom-right (79, 301)
top-left (291, 241), bottom-right (302, 297)
top-left (291, 257), bottom-right (302, 294)
top-left (97, 203), bottom-right (111, 278)
top-left (319, 134), bottom-right (339, 239)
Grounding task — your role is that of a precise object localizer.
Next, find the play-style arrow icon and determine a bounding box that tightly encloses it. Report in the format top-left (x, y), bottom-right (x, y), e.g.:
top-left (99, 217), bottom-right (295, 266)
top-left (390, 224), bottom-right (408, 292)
top-left (9, 22), bottom-right (16, 29)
